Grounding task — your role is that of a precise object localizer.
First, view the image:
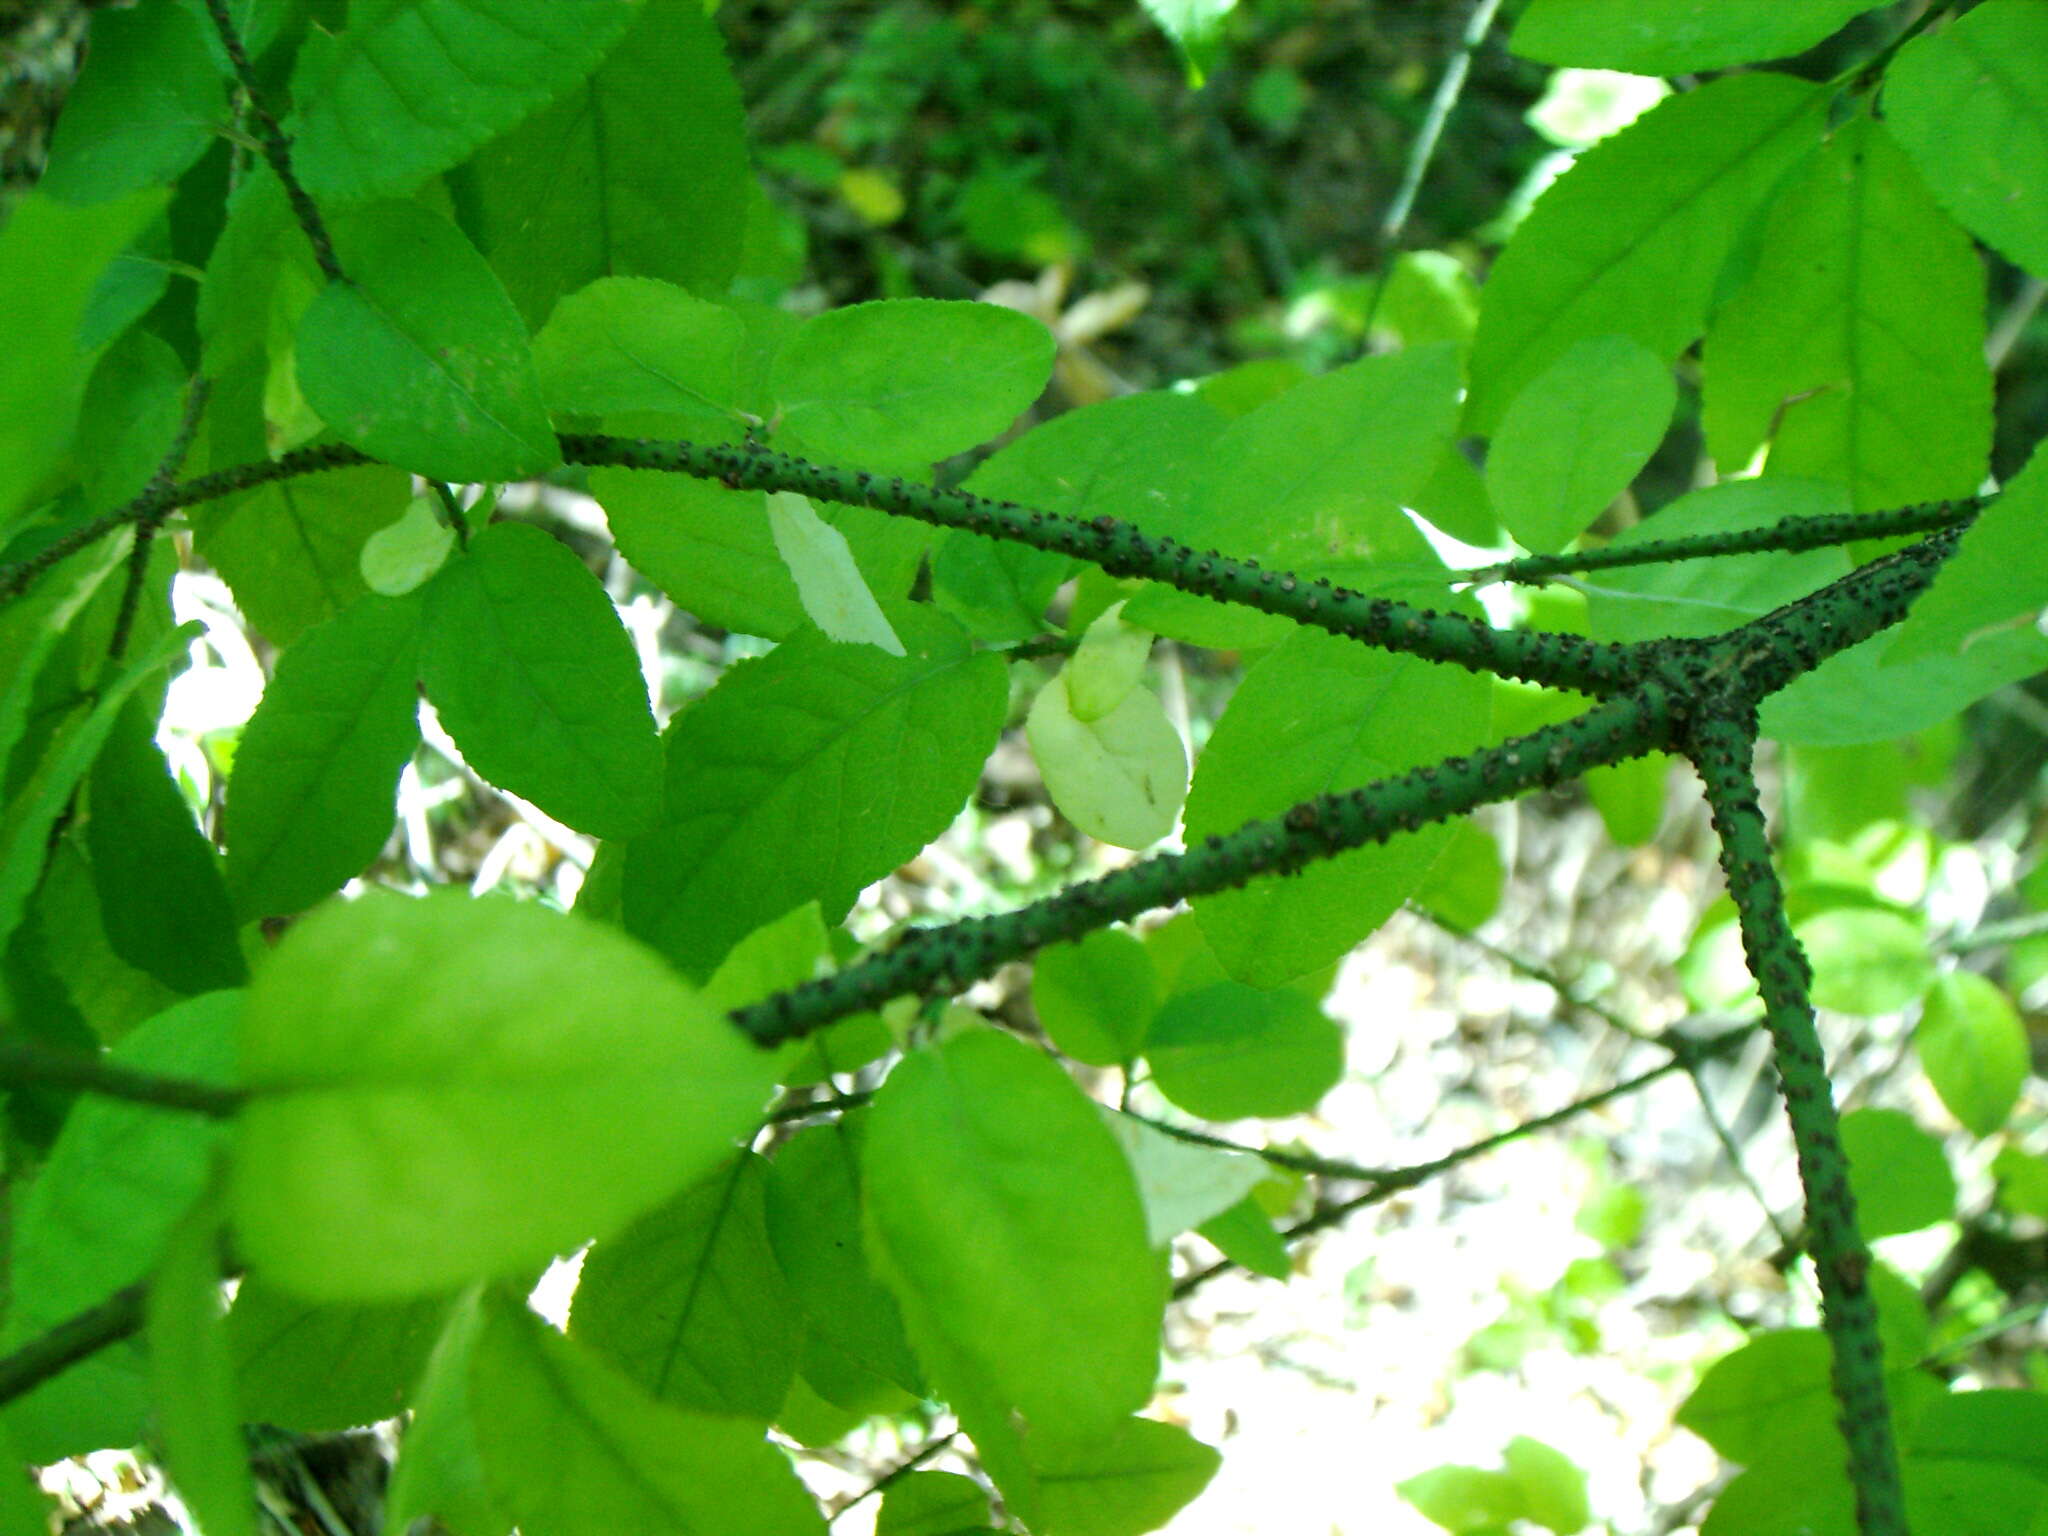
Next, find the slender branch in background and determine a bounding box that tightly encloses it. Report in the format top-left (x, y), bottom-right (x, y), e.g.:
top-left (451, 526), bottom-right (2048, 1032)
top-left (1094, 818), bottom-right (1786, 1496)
top-left (731, 686), bottom-right (1680, 1046)
top-left (1170, 1023), bottom-right (1755, 1301)
top-left (0, 1039), bottom-right (244, 1117)
top-left (107, 375), bottom-right (211, 662)
top-left (560, 435), bottom-right (1643, 696)
top-left (1949, 909), bottom-right (2048, 954)
top-left (0, 1281), bottom-right (146, 1410)
top-left (1421, 910), bottom-right (1795, 1243)
top-left (199, 0), bottom-right (342, 281)
top-left (1456, 499), bottom-right (1980, 588)
top-left (1381, 0), bottom-right (1505, 242)
top-left (1358, 0), bottom-right (1504, 339)
top-left (829, 1428), bottom-right (960, 1522)
top-left (1687, 709), bottom-right (1905, 1536)
top-left (1988, 274), bottom-right (2048, 374)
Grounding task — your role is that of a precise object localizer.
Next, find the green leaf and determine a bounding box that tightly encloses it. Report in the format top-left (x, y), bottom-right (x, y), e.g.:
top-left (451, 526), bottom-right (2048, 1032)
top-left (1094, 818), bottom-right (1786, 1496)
top-left (1103, 1112), bottom-right (1267, 1246)
top-left (596, 471), bottom-right (807, 640)
top-left (1185, 631), bottom-right (1489, 986)
top-left (622, 608), bottom-right (1006, 980)
top-left (1509, 0), bottom-right (1886, 74)
top-left (421, 522), bottom-right (663, 839)
top-left (197, 167), bottom-right (320, 378)
top-left (289, 0), bottom-right (643, 205)
top-left (878, 1471), bottom-right (994, 1536)
top-left (771, 300), bottom-right (1056, 464)
top-left (1907, 1390), bottom-right (2048, 1482)
top-left (1918, 972), bottom-right (2029, 1138)
top-left (1679, 1329), bottom-right (1849, 1469)
top-left (1067, 603), bottom-right (1152, 723)
top-left (86, 697), bottom-right (246, 994)
top-left (1397, 1464), bottom-right (1526, 1533)
top-left (571, 1152), bottom-right (800, 1420)
top-left (1995, 1147), bottom-right (2048, 1221)
top-left (1465, 73), bottom-right (1825, 434)
top-left (147, 1198), bottom-right (256, 1536)
top-left (1032, 1417), bottom-right (1222, 1536)
top-left (1144, 982), bottom-right (1343, 1121)
top-left (1887, 0), bottom-right (2048, 279)
top-left (1701, 115), bottom-right (1991, 511)
top-left (767, 492), bottom-right (906, 655)
top-left (1485, 334), bottom-right (1675, 554)
top-left (448, 0), bottom-right (750, 328)
top-left (0, 623), bottom-right (194, 958)
top-left (223, 592), bottom-right (425, 920)
top-left (1886, 438), bottom-right (2048, 665)
top-left (228, 1280), bottom-right (449, 1434)
top-left (943, 390), bottom-right (1219, 643)
top-left (462, 1287), bottom-right (827, 1536)
top-left (38, 2), bottom-right (220, 204)
top-left (382, 1298), bottom-right (510, 1536)
top-left (0, 190), bottom-right (166, 533)
top-left (192, 460), bottom-right (409, 646)
top-left (230, 889), bottom-right (778, 1300)
top-left (295, 201), bottom-right (559, 483)
top-left (863, 1029), bottom-right (1161, 1436)
top-left (1840, 1106), bottom-right (1957, 1239)
top-left (1195, 1195), bottom-right (1291, 1280)
top-left (530, 276), bottom-right (745, 423)
top-left (1501, 1437), bottom-right (1590, 1535)
top-left (1027, 670), bottom-right (1187, 851)
top-left (1, 992), bottom-right (238, 1462)
top-left (361, 497), bottom-right (458, 596)
top-left (1031, 927), bottom-right (1159, 1067)
top-left (765, 1120), bottom-right (926, 1399)
top-left (1125, 346), bottom-right (1460, 649)
top-left (1796, 906), bottom-right (1934, 1016)
top-left (74, 328), bottom-right (188, 516)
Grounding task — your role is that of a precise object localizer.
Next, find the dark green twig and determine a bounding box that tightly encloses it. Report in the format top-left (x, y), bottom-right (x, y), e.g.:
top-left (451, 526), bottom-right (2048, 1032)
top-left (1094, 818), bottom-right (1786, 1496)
top-left (1457, 499), bottom-right (1979, 587)
top-left (560, 435), bottom-right (1641, 696)
top-left (1687, 709), bottom-right (1904, 1536)
top-left (0, 1280), bottom-right (146, 1410)
top-left (0, 1039), bottom-right (244, 1117)
top-left (108, 375), bottom-right (211, 663)
top-left (0, 442), bottom-right (372, 608)
top-left (200, 0), bottom-right (341, 281)
top-left (730, 685), bottom-right (1681, 1047)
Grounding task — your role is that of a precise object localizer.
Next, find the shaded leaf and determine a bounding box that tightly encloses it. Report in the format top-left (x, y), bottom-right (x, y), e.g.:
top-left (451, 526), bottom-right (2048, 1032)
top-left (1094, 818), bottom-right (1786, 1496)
top-left (863, 1029), bottom-right (1160, 1436)
top-left (147, 1198), bottom-right (255, 1536)
top-left (623, 608), bottom-right (1005, 980)
top-left (449, 0), bottom-right (749, 327)
top-left (1917, 972), bottom-right (2028, 1138)
top-left (223, 592), bottom-right (424, 920)
top-left (1701, 115), bottom-right (1991, 510)
top-left (291, 0), bottom-right (642, 205)
top-left (421, 522), bottom-right (661, 838)
top-left (39, 3), bottom-right (220, 204)
top-left (571, 1152), bottom-right (800, 1419)
top-left (296, 201), bottom-right (558, 483)
top-left (1887, 0), bottom-right (2048, 279)
top-left (1466, 74), bottom-right (1825, 433)
top-left (1032, 927), bottom-right (1158, 1067)
top-left (1145, 983), bottom-right (1343, 1121)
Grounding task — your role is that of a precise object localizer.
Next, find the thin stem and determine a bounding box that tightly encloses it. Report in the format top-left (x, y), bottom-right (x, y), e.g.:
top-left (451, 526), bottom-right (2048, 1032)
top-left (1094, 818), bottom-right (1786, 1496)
top-left (108, 375), bottom-right (211, 663)
top-left (0, 1281), bottom-right (146, 1410)
top-left (1381, 0), bottom-right (1504, 244)
top-left (0, 1039), bottom-right (245, 1117)
top-left (730, 685), bottom-right (1681, 1046)
top-left (200, 0), bottom-right (342, 281)
top-left (1171, 1023), bottom-right (1755, 1301)
top-left (1687, 709), bottom-right (1904, 1536)
top-left (1457, 500), bottom-right (1980, 587)
top-left (830, 1428), bottom-right (960, 1522)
